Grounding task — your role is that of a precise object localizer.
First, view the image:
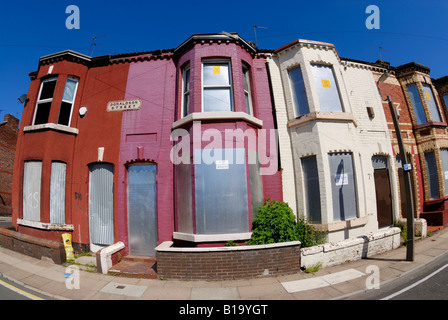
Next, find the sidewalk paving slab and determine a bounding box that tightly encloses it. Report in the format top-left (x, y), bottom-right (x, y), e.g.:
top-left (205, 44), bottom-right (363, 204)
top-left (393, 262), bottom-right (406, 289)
top-left (0, 226), bottom-right (446, 300)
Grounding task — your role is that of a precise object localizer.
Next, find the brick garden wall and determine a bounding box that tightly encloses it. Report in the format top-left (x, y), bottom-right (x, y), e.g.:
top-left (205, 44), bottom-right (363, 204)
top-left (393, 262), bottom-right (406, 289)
top-left (156, 241), bottom-right (301, 280)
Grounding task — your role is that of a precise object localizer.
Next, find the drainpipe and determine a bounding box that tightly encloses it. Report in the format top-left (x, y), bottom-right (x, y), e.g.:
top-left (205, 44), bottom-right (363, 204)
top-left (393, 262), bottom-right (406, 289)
top-left (265, 60), bottom-right (281, 172)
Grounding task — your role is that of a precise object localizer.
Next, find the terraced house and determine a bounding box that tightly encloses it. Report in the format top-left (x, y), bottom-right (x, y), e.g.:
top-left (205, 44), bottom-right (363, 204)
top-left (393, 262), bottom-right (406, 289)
top-left (7, 32), bottom-right (448, 266)
top-left (10, 33), bottom-right (282, 258)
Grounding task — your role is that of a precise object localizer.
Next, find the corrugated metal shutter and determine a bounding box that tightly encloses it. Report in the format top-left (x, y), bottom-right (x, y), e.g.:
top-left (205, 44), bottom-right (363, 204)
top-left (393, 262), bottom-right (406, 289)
top-left (50, 162), bottom-right (66, 224)
top-left (89, 163), bottom-right (114, 246)
top-left (23, 161), bottom-right (42, 222)
top-left (127, 164), bottom-right (157, 256)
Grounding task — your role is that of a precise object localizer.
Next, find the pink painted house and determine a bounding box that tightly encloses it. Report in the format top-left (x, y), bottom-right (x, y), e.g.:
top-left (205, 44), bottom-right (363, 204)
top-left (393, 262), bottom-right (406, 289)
top-left (118, 33), bottom-right (283, 256)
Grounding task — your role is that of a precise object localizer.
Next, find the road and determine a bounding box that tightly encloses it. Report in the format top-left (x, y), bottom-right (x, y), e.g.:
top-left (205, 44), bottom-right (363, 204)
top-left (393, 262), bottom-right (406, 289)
top-left (348, 249), bottom-right (448, 300)
top-left (0, 273), bottom-right (50, 300)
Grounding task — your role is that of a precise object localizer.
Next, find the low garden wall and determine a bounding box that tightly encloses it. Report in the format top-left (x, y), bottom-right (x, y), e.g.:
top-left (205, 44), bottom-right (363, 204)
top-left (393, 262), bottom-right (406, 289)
top-left (155, 241), bottom-right (301, 280)
top-left (0, 226), bottom-right (66, 264)
top-left (301, 227), bottom-right (402, 269)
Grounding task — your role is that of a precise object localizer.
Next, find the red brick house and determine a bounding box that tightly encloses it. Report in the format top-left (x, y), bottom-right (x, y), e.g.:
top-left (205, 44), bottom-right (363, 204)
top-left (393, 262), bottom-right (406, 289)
top-left (0, 114), bottom-right (19, 216)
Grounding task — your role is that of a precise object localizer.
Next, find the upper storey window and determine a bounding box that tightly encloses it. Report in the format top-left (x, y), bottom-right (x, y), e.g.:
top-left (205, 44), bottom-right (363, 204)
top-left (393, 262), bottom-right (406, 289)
top-left (33, 77), bottom-right (57, 125)
top-left (202, 61), bottom-right (233, 112)
top-left (407, 84), bottom-right (427, 125)
top-left (422, 84), bottom-right (442, 122)
top-left (181, 65), bottom-right (191, 117)
top-left (311, 64), bottom-right (343, 112)
top-left (242, 64), bottom-right (253, 115)
top-left (288, 66), bottom-right (310, 117)
top-left (58, 77), bottom-right (79, 126)
top-left (32, 76), bottom-right (79, 127)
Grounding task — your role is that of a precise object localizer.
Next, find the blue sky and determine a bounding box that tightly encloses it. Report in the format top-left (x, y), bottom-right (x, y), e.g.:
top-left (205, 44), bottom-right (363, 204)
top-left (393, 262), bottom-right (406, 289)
top-left (1, 0), bottom-right (447, 122)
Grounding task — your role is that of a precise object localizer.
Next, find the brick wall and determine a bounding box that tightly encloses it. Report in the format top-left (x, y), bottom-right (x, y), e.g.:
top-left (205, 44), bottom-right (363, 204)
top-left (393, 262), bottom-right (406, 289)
top-left (0, 114), bottom-right (19, 216)
top-left (156, 241), bottom-right (301, 280)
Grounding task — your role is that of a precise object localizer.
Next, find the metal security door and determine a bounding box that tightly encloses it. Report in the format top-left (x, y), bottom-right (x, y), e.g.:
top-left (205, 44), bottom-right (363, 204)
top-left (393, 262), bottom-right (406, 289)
top-left (127, 164), bottom-right (157, 256)
top-left (89, 163), bottom-right (114, 248)
top-left (372, 156), bottom-right (393, 228)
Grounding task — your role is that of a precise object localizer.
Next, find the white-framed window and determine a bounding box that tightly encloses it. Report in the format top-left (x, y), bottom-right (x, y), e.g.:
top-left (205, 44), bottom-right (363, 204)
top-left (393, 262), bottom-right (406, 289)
top-left (242, 64), bottom-right (253, 115)
top-left (58, 77), bottom-right (79, 126)
top-left (311, 64), bottom-right (343, 112)
top-left (33, 77), bottom-right (57, 125)
top-left (181, 65), bottom-right (190, 117)
top-left (288, 66), bottom-right (310, 117)
top-left (202, 60), bottom-right (233, 112)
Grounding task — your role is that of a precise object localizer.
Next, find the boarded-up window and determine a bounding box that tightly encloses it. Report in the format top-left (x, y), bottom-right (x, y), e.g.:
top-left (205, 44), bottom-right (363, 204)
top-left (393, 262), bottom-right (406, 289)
top-left (89, 163), bottom-right (114, 246)
top-left (194, 148), bottom-right (248, 234)
top-left (176, 163), bottom-right (193, 233)
top-left (329, 153), bottom-right (357, 221)
top-left (50, 162), bottom-right (66, 224)
top-left (311, 64), bottom-right (343, 112)
top-left (440, 149), bottom-right (448, 196)
top-left (422, 84), bottom-right (442, 122)
top-left (424, 151), bottom-right (439, 199)
top-left (407, 84), bottom-right (427, 125)
top-left (23, 161), bottom-right (42, 222)
top-left (288, 66), bottom-right (309, 117)
top-left (301, 156), bottom-right (321, 223)
top-left (249, 150), bottom-right (264, 219)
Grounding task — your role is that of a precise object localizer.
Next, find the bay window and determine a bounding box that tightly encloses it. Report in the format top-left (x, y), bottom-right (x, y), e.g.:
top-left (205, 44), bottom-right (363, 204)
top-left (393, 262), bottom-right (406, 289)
top-left (311, 64), bottom-right (343, 112)
top-left (289, 66), bottom-right (310, 117)
top-left (33, 77), bottom-right (57, 125)
top-left (202, 61), bottom-right (233, 112)
top-left (242, 64), bottom-right (253, 115)
top-left (58, 77), bottom-right (79, 126)
top-left (181, 65), bottom-right (190, 117)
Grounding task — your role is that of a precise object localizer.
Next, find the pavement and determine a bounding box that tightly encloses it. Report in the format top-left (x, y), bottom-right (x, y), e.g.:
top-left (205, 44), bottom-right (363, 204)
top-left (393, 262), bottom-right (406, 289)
top-left (0, 218), bottom-right (447, 300)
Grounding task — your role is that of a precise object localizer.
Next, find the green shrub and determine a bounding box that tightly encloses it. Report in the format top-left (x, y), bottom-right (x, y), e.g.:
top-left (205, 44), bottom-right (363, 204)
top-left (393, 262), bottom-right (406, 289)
top-left (247, 199), bottom-right (326, 247)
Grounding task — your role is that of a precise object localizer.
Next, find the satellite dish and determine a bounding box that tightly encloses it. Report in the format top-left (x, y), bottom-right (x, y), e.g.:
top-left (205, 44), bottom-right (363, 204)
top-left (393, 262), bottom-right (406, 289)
top-left (18, 94), bottom-right (28, 104)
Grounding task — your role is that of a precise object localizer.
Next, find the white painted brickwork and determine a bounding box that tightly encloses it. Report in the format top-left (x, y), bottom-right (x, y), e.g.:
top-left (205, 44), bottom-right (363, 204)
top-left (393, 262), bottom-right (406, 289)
top-left (271, 40), bottom-right (399, 242)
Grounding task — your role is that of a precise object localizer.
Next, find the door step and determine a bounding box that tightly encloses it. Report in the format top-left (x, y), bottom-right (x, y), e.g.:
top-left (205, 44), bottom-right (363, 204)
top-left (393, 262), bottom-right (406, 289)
top-left (108, 255), bottom-right (157, 279)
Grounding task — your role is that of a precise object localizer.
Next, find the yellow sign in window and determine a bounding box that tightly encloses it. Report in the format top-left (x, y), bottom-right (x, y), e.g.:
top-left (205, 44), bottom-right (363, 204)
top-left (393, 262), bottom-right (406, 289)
top-left (213, 66), bottom-right (221, 75)
top-left (426, 92), bottom-right (432, 100)
top-left (322, 79), bottom-right (331, 88)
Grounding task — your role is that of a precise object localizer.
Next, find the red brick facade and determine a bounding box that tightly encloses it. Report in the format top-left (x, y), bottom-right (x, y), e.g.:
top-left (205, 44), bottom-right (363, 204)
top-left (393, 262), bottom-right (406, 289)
top-left (0, 114), bottom-right (19, 216)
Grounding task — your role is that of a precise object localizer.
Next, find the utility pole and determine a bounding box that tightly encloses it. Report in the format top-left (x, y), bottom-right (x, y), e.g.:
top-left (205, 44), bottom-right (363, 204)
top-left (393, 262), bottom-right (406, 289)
top-left (377, 71), bottom-right (414, 261)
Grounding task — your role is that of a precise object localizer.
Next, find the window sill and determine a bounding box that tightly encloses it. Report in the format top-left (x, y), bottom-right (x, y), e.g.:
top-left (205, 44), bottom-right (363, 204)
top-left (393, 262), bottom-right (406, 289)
top-left (312, 215), bottom-right (369, 232)
top-left (172, 112), bottom-right (263, 129)
top-left (17, 218), bottom-right (74, 231)
top-left (288, 111), bottom-right (357, 128)
top-left (414, 122), bottom-right (447, 129)
top-left (24, 123), bottom-right (79, 135)
top-left (173, 231), bottom-right (252, 243)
